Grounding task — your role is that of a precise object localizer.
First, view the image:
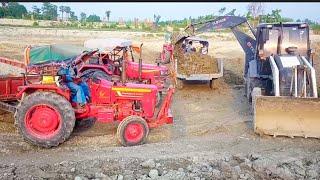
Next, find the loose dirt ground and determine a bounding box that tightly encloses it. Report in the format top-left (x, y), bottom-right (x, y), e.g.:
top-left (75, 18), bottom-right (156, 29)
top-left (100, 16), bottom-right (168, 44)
top-left (0, 26), bottom-right (319, 179)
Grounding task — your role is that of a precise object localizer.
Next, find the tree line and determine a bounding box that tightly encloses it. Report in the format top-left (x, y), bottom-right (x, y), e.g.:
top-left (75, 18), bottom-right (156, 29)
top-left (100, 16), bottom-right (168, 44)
top-left (0, 2), bottom-right (319, 31)
top-left (0, 2), bottom-right (110, 23)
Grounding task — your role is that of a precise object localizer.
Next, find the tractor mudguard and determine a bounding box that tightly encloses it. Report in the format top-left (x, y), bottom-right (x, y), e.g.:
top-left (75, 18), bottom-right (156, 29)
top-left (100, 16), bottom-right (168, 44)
top-left (16, 84), bottom-right (70, 101)
top-left (79, 64), bottom-right (113, 75)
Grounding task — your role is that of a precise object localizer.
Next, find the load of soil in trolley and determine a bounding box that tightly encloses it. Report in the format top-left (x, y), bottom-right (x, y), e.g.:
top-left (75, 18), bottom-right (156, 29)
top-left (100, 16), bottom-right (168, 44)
top-left (174, 42), bottom-right (219, 76)
top-left (178, 52), bottom-right (219, 76)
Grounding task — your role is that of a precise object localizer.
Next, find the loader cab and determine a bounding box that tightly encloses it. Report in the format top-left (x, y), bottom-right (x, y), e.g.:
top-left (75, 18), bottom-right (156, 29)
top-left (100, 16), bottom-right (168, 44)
top-left (256, 22), bottom-right (310, 59)
top-left (255, 23), bottom-right (310, 76)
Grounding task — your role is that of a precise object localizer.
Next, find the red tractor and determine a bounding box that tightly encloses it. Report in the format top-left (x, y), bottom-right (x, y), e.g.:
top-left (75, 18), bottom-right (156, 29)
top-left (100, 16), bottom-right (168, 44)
top-left (157, 43), bottom-right (174, 64)
top-left (80, 38), bottom-right (170, 95)
top-left (0, 49), bottom-right (175, 148)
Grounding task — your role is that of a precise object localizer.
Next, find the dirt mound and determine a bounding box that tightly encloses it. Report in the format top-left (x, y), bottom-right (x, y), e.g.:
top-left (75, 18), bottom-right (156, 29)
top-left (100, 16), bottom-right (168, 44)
top-left (174, 39), bottom-right (219, 76)
top-left (177, 52), bottom-right (219, 76)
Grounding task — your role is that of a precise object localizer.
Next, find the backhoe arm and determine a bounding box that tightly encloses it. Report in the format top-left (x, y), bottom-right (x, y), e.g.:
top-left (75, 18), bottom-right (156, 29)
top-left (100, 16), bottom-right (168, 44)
top-left (185, 16), bottom-right (258, 76)
top-left (186, 16), bottom-right (251, 35)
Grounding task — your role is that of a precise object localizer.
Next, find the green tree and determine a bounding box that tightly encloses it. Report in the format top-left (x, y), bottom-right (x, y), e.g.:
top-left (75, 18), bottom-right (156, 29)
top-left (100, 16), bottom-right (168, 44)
top-left (105, 10), bottom-right (111, 22)
top-left (64, 6), bottom-right (71, 20)
top-left (41, 2), bottom-right (58, 20)
top-left (69, 11), bottom-right (77, 21)
top-left (153, 14), bottom-right (161, 28)
top-left (271, 9), bottom-right (281, 22)
top-left (59, 6), bottom-right (65, 21)
top-left (86, 14), bottom-right (101, 22)
top-left (0, 6), bottom-right (7, 18)
top-left (260, 9), bottom-right (285, 23)
top-left (32, 5), bottom-right (41, 20)
top-left (218, 7), bottom-right (226, 15)
top-left (32, 6), bottom-right (41, 15)
top-left (304, 18), bottom-right (314, 24)
top-left (6, 2), bottom-right (27, 18)
top-left (246, 12), bottom-right (253, 21)
top-left (80, 12), bottom-right (86, 22)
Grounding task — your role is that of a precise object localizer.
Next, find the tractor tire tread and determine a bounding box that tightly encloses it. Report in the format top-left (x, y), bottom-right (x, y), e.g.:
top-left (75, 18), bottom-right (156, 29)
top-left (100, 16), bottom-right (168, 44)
top-left (14, 91), bottom-right (75, 148)
top-left (116, 115), bottom-right (149, 147)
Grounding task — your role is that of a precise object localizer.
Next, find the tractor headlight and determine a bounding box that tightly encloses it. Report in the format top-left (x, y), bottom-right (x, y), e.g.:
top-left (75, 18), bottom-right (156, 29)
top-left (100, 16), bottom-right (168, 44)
top-left (160, 70), bottom-right (168, 76)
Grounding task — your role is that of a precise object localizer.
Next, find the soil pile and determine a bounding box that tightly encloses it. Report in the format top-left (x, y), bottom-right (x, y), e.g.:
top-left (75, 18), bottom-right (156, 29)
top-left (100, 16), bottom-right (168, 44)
top-left (170, 32), bottom-right (219, 76)
top-left (177, 52), bottom-right (219, 76)
top-left (174, 41), bottom-right (219, 76)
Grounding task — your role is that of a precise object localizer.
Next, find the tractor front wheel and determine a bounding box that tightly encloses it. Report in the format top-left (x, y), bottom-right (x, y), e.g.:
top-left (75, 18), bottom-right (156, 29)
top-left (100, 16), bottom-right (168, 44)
top-left (14, 91), bottom-right (75, 148)
top-left (117, 116), bottom-right (149, 146)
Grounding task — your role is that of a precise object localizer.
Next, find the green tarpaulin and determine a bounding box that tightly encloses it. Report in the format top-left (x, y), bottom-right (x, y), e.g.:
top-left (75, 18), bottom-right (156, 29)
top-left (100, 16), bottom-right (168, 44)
top-left (29, 44), bottom-right (89, 65)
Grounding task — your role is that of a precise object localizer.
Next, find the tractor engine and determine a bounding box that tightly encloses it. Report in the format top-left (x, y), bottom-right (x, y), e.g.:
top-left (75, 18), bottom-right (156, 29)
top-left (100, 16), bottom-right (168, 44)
top-left (116, 100), bottom-right (143, 121)
top-left (86, 78), bottom-right (157, 122)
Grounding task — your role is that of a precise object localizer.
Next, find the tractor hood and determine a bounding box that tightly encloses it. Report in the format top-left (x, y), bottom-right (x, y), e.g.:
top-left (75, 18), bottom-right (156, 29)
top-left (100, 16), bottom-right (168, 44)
top-left (128, 61), bottom-right (169, 76)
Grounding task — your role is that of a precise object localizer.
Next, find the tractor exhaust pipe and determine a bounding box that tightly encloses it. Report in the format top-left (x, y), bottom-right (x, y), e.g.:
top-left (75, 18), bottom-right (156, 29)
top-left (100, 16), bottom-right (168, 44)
top-left (121, 49), bottom-right (127, 83)
top-left (138, 43), bottom-right (143, 82)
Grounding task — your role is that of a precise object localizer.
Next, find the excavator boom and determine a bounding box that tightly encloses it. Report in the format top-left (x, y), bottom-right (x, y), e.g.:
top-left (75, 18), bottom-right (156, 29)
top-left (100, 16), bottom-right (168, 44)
top-left (186, 16), bottom-right (250, 35)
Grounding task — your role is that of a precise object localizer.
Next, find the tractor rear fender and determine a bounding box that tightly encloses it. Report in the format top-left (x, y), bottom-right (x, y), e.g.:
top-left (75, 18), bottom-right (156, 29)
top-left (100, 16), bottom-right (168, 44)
top-left (16, 85), bottom-right (70, 101)
top-left (79, 64), bottom-right (113, 75)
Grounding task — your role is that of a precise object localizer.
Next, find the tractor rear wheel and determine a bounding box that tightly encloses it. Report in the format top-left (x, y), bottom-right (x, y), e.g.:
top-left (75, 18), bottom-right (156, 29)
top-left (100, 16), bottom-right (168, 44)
top-left (117, 115), bottom-right (149, 146)
top-left (14, 91), bottom-right (75, 148)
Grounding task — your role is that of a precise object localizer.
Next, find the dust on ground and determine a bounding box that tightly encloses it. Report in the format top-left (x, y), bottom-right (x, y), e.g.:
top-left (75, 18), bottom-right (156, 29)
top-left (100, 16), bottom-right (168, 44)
top-left (0, 26), bottom-right (319, 179)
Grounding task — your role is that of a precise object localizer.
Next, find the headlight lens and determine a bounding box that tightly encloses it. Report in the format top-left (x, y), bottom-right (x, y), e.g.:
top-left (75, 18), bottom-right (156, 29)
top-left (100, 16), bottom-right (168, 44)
top-left (160, 70), bottom-right (168, 76)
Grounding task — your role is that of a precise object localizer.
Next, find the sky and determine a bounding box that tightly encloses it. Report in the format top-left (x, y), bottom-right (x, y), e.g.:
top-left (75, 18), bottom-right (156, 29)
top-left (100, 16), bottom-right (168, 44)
top-left (20, 2), bottom-right (320, 23)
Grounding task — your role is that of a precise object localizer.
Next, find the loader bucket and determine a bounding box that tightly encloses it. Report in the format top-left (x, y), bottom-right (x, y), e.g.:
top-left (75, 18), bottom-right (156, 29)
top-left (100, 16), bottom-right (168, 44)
top-left (253, 96), bottom-right (320, 139)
